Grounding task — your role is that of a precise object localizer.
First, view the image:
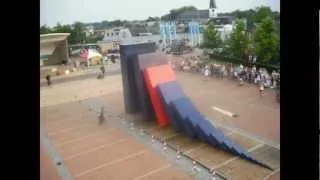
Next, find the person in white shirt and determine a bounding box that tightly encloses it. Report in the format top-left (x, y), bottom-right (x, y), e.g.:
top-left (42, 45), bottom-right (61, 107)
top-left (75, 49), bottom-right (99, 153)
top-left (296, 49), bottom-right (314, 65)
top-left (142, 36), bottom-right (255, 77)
top-left (203, 65), bottom-right (211, 81)
top-left (253, 56), bottom-right (257, 64)
top-left (240, 64), bottom-right (244, 70)
top-left (255, 73), bottom-right (261, 84)
top-left (252, 66), bottom-right (256, 73)
top-left (259, 82), bottom-right (265, 96)
top-left (271, 70), bottom-right (277, 88)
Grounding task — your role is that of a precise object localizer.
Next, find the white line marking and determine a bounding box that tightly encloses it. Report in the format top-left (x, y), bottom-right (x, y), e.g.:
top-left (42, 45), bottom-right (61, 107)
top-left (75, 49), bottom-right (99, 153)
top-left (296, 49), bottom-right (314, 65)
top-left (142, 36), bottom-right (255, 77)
top-left (64, 138), bottom-right (131, 160)
top-left (56, 128), bottom-right (116, 147)
top-left (225, 131), bottom-right (234, 136)
top-left (48, 124), bottom-right (91, 136)
top-left (185, 144), bottom-right (206, 154)
top-left (211, 106), bottom-right (237, 117)
top-left (213, 157), bottom-right (238, 170)
top-left (74, 150), bottom-right (148, 178)
top-left (133, 164), bottom-right (171, 180)
top-left (262, 168), bottom-right (280, 180)
top-left (212, 143), bottom-right (264, 169)
top-left (248, 143), bottom-right (264, 152)
top-left (209, 120), bottom-right (280, 150)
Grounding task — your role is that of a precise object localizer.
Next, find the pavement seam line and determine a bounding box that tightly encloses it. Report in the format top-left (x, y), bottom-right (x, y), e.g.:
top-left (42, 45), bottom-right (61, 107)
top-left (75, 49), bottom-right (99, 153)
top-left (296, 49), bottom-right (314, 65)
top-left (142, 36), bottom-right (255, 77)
top-left (74, 150), bottom-right (148, 178)
top-left (64, 137), bottom-right (131, 160)
top-left (212, 143), bottom-right (264, 170)
top-left (184, 144), bottom-right (206, 154)
top-left (261, 168), bottom-right (280, 180)
top-left (210, 120), bottom-right (280, 150)
top-left (40, 126), bottom-right (74, 180)
top-left (44, 118), bottom-right (90, 128)
top-left (48, 124), bottom-right (92, 136)
top-left (56, 128), bottom-right (116, 147)
top-left (133, 164), bottom-right (172, 180)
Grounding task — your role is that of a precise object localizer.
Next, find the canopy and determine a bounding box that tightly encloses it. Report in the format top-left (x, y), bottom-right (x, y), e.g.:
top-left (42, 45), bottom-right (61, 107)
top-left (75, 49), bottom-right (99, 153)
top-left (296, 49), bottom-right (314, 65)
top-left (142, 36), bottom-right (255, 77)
top-left (80, 49), bottom-right (102, 61)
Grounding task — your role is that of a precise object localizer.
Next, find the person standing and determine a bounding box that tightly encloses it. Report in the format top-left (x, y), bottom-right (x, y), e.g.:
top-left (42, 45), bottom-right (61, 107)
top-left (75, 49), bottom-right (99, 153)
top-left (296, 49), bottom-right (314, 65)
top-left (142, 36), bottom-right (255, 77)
top-left (100, 65), bottom-right (105, 75)
top-left (253, 56), bottom-right (257, 65)
top-left (259, 81), bottom-right (265, 96)
top-left (271, 70), bottom-right (276, 88)
top-left (45, 74), bottom-right (51, 86)
top-left (204, 65), bottom-right (211, 81)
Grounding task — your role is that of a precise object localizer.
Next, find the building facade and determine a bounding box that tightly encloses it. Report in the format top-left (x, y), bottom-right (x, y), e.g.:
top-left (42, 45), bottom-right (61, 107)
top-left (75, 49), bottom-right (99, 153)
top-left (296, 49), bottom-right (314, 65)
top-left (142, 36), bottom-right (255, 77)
top-left (40, 33), bottom-right (70, 66)
top-left (102, 27), bottom-right (132, 42)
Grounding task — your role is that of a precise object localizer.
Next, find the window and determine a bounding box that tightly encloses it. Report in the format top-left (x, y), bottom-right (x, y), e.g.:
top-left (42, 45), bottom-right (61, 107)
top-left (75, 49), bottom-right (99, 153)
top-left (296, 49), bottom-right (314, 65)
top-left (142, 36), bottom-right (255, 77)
top-left (107, 33), bottom-right (109, 36)
top-left (116, 32), bottom-right (119, 36)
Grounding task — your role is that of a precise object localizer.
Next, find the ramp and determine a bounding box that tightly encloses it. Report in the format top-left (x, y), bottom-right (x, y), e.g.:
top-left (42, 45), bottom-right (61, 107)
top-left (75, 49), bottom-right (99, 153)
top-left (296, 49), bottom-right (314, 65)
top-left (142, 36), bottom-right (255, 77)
top-left (119, 43), bottom-right (274, 172)
top-left (165, 92), bottom-right (273, 170)
top-left (156, 81), bottom-right (186, 132)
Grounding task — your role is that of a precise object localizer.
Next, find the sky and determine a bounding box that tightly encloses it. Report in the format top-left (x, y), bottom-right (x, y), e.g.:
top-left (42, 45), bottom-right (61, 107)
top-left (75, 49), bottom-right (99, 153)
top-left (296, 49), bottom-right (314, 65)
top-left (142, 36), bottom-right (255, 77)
top-left (40, 0), bottom-right (280, 27)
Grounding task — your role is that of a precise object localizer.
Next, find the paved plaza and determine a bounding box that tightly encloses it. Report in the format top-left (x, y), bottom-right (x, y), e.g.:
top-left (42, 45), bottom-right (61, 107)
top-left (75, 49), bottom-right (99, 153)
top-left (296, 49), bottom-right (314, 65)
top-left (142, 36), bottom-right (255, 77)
top-left (40, 64), bottom-right (280, 180)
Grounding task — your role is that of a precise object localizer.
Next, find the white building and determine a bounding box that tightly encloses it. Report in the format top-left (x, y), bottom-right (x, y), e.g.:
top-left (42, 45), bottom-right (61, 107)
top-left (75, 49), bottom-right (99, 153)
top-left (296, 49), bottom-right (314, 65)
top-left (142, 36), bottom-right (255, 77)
top-left (103, 27), bottom-right (132, 42)
top-left (216, 24), bottom-right (233, 41)
top-left (85, 25), bottom-right (94, 37)
top-left (209, 16), bottom-right (236, 41)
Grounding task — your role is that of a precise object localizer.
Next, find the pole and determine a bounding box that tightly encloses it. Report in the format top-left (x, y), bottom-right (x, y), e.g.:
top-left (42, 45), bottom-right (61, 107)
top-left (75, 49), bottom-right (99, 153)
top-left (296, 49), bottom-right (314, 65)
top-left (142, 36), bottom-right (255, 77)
top-left (197, 23), bottom-right (201, 46)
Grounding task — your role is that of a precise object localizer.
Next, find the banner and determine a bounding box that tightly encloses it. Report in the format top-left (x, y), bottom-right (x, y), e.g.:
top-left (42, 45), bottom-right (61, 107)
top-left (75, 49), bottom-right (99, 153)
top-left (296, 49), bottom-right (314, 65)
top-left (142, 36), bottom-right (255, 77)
top-left (159, 22), bottom-right (177, 45)
top-left (160, 23), bottom-right (166, 40)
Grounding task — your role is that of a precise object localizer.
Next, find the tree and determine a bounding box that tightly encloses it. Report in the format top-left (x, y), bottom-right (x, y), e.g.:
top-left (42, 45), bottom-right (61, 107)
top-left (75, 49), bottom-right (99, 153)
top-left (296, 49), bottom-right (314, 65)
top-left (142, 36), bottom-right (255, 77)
top-left (225, 19), bottom-right (250, 59)
top-left (146, 16), bottom-right (159, 22)
top-left (201, 23), bottom-right (222, 49)
top-left (162, 6), bottom-right (197, 21)
top-left (253, 16), bottom-right (280, 64)
top-left (109, 20), bottom-right (123, 27)
top-left (40, 25), bottom-right (52, 34)
top-left (254, 6), bottom-right (273, 23)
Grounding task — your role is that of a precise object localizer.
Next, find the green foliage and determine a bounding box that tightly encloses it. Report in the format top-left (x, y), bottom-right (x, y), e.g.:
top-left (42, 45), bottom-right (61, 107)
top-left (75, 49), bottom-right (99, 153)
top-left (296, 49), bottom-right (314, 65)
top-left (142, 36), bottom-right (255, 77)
top-left (225, 19), bottom-right (250, 59)
top-left (85, 35), bottom-right (104, 43)
top-left (217, 6), bottom-right (279, 32)
top-left (253, 17), bottom-right (280, 64)
top-left (201, 23), bottom-right (222, 49)
top-left (71, 22), bottom-right (86, 43)
top-left (206, 6), bottom-right (280, 65)
top-left (40, 22), bottom-right (86, 44)
top-left (162, 6), bottom-right (197, 20)
top-left (253, 6), bottom-right (274, 23)
top-left (40, 25), bottom-right (52, 34)
top-left (146, 16), bottom-right (160, 22)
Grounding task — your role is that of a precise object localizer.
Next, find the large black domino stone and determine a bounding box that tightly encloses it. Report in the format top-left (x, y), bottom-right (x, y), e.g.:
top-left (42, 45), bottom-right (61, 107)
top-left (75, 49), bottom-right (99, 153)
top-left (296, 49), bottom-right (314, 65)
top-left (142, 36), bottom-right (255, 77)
top-left (119, 41), bottom-right (156, 114)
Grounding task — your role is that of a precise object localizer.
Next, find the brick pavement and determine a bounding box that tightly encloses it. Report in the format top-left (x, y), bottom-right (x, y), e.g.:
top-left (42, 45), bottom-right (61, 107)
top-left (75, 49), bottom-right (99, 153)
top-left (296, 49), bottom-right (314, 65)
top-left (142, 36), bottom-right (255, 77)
top-left (40, 144), bottom-right (61, 180)
top-left (40, 69), bottom-right (280, 180)
top-left (41, 91), bottom-right (192, 180)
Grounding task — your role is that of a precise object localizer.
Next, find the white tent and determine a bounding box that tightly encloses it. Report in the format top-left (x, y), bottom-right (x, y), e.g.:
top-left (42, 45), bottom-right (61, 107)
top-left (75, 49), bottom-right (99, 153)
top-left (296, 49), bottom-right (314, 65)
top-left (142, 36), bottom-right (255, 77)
top-left (87, 49), bottom-right (102, 60)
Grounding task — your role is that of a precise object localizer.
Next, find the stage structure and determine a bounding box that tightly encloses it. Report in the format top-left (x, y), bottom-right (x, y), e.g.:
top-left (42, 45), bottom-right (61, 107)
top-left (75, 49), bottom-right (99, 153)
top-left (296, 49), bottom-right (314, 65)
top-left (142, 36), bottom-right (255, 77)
top-left (159, 22), bottom-right (177, 47)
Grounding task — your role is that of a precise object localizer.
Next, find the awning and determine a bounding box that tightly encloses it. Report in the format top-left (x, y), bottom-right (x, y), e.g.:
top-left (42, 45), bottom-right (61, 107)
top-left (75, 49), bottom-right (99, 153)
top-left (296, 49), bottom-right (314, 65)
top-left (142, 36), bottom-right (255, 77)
top-left (40, 44), bottom-right (57, 58)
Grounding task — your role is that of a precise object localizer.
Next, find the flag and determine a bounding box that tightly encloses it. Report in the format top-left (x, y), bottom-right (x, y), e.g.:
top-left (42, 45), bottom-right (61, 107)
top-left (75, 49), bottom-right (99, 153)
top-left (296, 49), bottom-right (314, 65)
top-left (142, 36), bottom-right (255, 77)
top-left (160, 23), bottom-right (166, 40)
top-left (173, 22), bottom-right (177, 39)
top-left (165, 23), bottom-right (170, 38)
top-left (171, 22), bottom-right (176, 39)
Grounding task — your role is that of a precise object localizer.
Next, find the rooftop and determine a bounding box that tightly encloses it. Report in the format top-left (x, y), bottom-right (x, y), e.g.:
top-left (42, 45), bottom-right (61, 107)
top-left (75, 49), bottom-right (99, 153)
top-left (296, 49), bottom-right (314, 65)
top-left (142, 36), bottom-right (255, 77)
top-left (40, 33), bottom-right (70, 44)
top-left (177, 10), bottom-right (210, 20)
